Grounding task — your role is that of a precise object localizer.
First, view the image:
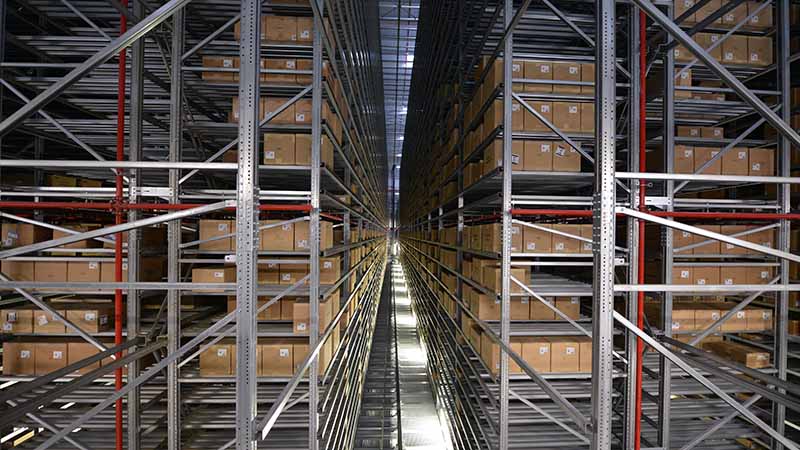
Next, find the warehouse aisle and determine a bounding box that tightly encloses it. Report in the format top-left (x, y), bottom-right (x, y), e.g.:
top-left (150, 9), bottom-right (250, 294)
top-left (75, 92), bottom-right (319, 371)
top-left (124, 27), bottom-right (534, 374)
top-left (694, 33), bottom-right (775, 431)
top-left (391, 261), bottom-right (451, 450)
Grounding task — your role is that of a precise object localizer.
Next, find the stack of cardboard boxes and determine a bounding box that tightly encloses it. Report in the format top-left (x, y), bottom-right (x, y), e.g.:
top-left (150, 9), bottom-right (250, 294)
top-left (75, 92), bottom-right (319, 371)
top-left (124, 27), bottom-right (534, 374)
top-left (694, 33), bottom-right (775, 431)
top-left (670, 125), bottom-right (775, 176)
top-left (198, 336), bottom-right (335, 377)
top-left (479, 332), bottom-right (593, 376)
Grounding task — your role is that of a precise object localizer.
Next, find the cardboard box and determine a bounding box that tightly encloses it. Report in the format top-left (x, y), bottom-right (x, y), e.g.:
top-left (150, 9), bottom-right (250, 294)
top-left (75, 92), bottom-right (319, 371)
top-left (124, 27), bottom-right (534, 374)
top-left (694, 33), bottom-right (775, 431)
top-left (721, 147), bottom-right (749, 175)
top-left (263, 58), bottom-right (296, 83)
top-left (296, 17), bottom-right (313, 43)
top-left (33, 262), bottom-right (68, 286)
top-left (552, 62), bottom-right (581, 94)
top-left (748, 147), bottom-right (774, 175)
top-left (320, 257), bottom-right (341, 284)
top-left (279, 263), bottom-right (308, 285)
top-left (746, 227), bottom-right (774, 249)
top-left (295, 99), bottom-right (311, 124)
top-left (524, 61), bottom-right (552, 93)
top-left (721, 266), bottom-right (749, 285)
top-left (580, 103), bottom-right (594, 133)
top-left (674, 146), bottom-right (695, 174)
top-left (67, 342), bottom-right (101, 375)
top-left (229, 96), bottom-right (268, 123)
top-left (263, 133), bottom-right (296, 165)
top-left (67, 261), bottom-right (101, 283)
top-left (34, 309), bottom-right (66, 334)
top-left (555, 297), bottom-right (580, 320)
top-left (744, 308), bottom-right (772, 331)
top-left (483, 267), bottom-right (528, 294)
top-left (191, 267), bottom-right (236, 292)
top-left (200, 344), bottom-right (233, 376)
top-left (261, 341), bottom-right (294, 376)
top-left (720, 225), bottom-right (749, 254)
top-left (35, 343), bottom-right (67, 375)
top-left (747, 1), bottom-right (772, 29)
top-left (1, 261), bottom-right (34, 281)
top-left (481, 223), bottom-right (501, 253)
top-left (703, 341), bottom-right (769, 368)
top-left (294, 221), bottom-right (310, 250)
top-left (481, 334), bottom-right (524, 376)
top-left (551, 224), bottom-right (582, 253)
top-left (722, 34), bottom-right (748, 65)
top-left (675, 0), bottom-right (696, 22)
top-left (747, 266), bottom-right (773, 284)
top-left (199, 220), bottom-right (233, 251)
top-left (694, 225), bottom-right (721, 254)
top-left (579, 224), bottom-right (593, 254)
top-left (552, 142), bottom-right (580, 172)
top-left (521, 338), bottom-right (551, 373)
top-left (523, 101), bottom-right (553, 132)
top-left (523, 141), bottom-right (553, 171)
top-left (1, 223), bottom-right (51, 248)
top-left (696, 0), bottom-right (722, 24)
top-left (3, 342), bottom-right (35, 375)
top-left (673, 267), bottom-right (693, 285)
top-left (678, 125), bottom-right (702, 139)
top-left (548, 337), bottom-right (579, 373)
top-left (553, 102), bottom-right (581, 132)
top-left (722, 1), bottom-right (748, 27)
top-left (202, 56), bottom-right (238, 82)
top-left (701, 127), bottom-right (723, 140)
top-left (260, 220), bottom-right (294, 251)
top-left (264, 97), bottom-right (296, 125)
top-left (717, 305), bottom-right (747, 331)
top-left (530, 297), bottom-right (556, 320)
top-left (264, 15), bottom-right (298, 43)
top-left (511, 60), bottom-right (524, 91)
top-left (66, 307), bottom-right (112, 333)
top-left (1, 308), bottom-right (34, 333)
top-left (292, 299), bottom-right (333, 335)
top-left (694, 306), bottom-right (721, 331)
top-left (294, 133), bottom-right (311, 165)
top-left (673, 229), bottom-right (693, 254)
top-left (693, 266), bottom-right (720, 286)
top-left (576, 336), bottom-right (592, 373)
top-left (511, 298), bottom-right (529, 320)
top-left (675, 68), bottom-right (692, 99)
top-left (53, 225), bottom-right (102, 251)
top-left (280, 298), bottom-right (296, 320)
top-left (581, 63), bottom-right (594, 94)
top-left (748, 36), bottom-right (773, 67)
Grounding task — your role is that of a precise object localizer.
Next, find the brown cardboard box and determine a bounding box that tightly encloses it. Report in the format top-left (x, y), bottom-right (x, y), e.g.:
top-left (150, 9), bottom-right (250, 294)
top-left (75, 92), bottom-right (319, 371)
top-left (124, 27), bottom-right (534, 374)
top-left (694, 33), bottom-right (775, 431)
top-left (675, 0), bottom-right (696, 22)
top-left (199, 220), bottom-right (233, 251)
top-left (320, 221), bottom-right (334, 250)
top-left (722, 147), bottom-right (749, 175)
top-left (678, 125), bottom-right (702, 139)
top-left (200, 344), bottom-right (233, 376)
top-left (717, 305), bottom-right (747, 331)
top-left (280, 298), bottom-right (296, 320)
top-left (202, 56), bottom-right (238, 82)
top-left (292, 299), bottom-right (333, 335)
top-left (722, 34), bottom-right (748, 65)
top-left (67, 342), bottom-right (101, 375)
top-left (552, 142), bottom-right (580, 172)
top-left (675, 68), bottom-right (692, 99)
top-left (551, 224), bottom-right (582, 254)
top-left (226, 296), bottom-right (281, 320)
top-left (480, 333), bottom-right (524, 376)
top-left (524, 61), bottom-right (552, 93)
top-left (580, 103), bottom-right (595, 133)
top-left (510, 298), bottom-right (530, 320)
top-left (66, 307), bottom-right (112, 333)
top-left (35, 343), bottom-right (67, 375)
top-left (295, 99), bottom-right (312, 124)
top-left (262, 58), bottom-right (296, 83)
top-left (530, 297), bottom-right (556, 320)
top-left (279, 263), bottom-right (308, 285)
top-left (693, 266), bottom-right (720, 286)
top-left (748, 147), bottom-right (774, 175)
top-left (521, 338), bottom-right (551, 373)
top-left (471, 293), bottom-right (500, 320)
top-left (703, 341), bottom-right (769, 368)
top-left (579, 224), bottom-right (593, 254)
top-left (34, 309), bottom-right (66, 334)
top-left (295, 134), bottom-right (311, 165)
top-left (721, 266), bottom-right (749, 285)
top-left (722, 2), bottom-right (748, 27)
top-left (264, 15), bottom-right (298, 43)
top-left (296, 16), bottom-right (313, 43)
top-left (191, 267), bottom-right (236, 292)
top-left (483, 267), bottom-right (528, 294)
top-left (3, 342), bottom-right (35, 375)
top-left (262, 341), bottom-right (294, 376)
top-left (555, 297), bottom-right (580, 320)
top-left (747, 266), bottom-right (773, 284)
top-left (48, 175), bottom-right (77, 187)
top-left (320, 257), bottom-right (341, 284)
top-left (552, 62), bottom-right (581, 94)
top-left (523, 141), bottom-right (553, 171)
top-left (696, 0), bottom-right (722, 24)
top-left (673, 44), bottom-right (694, 63)
top-left (548, 337), bottom-right (579, 373)
top-left (673, 267), bottom-right (693, 285)
top-left (744, 308), bottom-right (771, 331)
top-left (53, 225), bottom-right (102, 251)
top-left (294, 220), bottom-right (310, 250)
top-left (510, 101), bottom-right (525, 131)
top-left (748, 36), bottom-right (773, 67)
top-left (263, 133), bottom-right (296, 165)
top-left (67, 261), bottom-right (101, 283)
top-left (673, 229), bottom-right (693, 254)
top-left (34, 262), bottom-right (68, 285)
top-left (695, 33), bottom-right (722, 60)
top-left (721, 225), bottom-right (749, 254)
top-left (576, 336), bottom-right (592, 373)
top-left (694, 225), bottom-right (721, 254)
top-left (694, 306), bottom-right (721, 331)
top-left (2, 261), bottom-right (34, 281)
top-left (260, 220), bottom-right (294, 251)
top-left (701, 127), bottom-right (724, 140)
top-left (523, 102), bottom-right (553, 132)
top-left (229, 97), bottom-right (268, 123)
top-left (264, 97), bottom-right (296, 124)
top-left (674, 146), bottom-right (694, 174)
top-left (511, 60), bottom-right (524, 91)
top-left (1, 308), bottom-right (33, 333)
top-left (580, 62), bottom-right (594, 94)
top-left (1, 223), bottom-right (51, 248)
top-left (747, 1), bottom-right (772, 29)
top-left (553, 102), bottom-right (581, 133)
top-left (746, 227), bottom-right (774, 249)
top-left (321, 135), bottom-right (335, 169)
top-left (481, 223), bottom-right (501, 253)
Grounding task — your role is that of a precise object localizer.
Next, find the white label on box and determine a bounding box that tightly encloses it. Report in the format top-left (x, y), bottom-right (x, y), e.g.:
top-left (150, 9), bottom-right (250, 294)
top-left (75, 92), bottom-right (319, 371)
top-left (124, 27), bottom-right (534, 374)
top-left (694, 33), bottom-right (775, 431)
top-left (539, 346), bottom-right (548, 355)
top-left (89, 262), bottom-right (98, 270)
top-left (752, 163), bottom-right (761, 171)
top-left (541, 104), bottom-right (550, 113)
top-left (725, 13), bottom-right (734, 21)
top-left (684, 149), bottom-right (693, 157)
top-left (52, 351), bottom-right (63, 360)
top-left (20, 350), bottom-right (30, 359)
top-left (555, 147), bottom-right (566, 157)
top-left (296, 113), bottom-right (306, 122)
top-left (279, 348), bottom-right (290, 357)
top-left (672, 321), bottom-right (681, 330)
top-left (7, 312), bottom-right (16, 322)
top-left (301, 30), bottom-right (310, 38)
top-left (265, 151), bottom-right (276, 160)
top-left (217, 348), bottom-right (227, 357)
top-left (711, 151), bottom-right (719, 158)
top-left (282, 274), bottom-right (291, 281)
top-left (297, 322), bottom-right (307, 331)
top-left (286, 61), bottom-right (296, 69)
top-left (324, 261), bottom-right (332, 269)
top-left (763, 312), bottom-right (771, 319)
top-left (123, 263), bottom-right (128, 270)
top-left (8, 231), bottom-right (18, 240)
top-left (291, 33), bottom-right (298, 41)
top-left (512, 63), bottom-right (521, 73)
top-left (298, 239), bottom-right (308, 248)
top-left (569, 66), bottom-right (578, 74)
top-left (527, 243), bottom-right (536, 250)
top-left (682, 231), bottom-right (691, 238)
top-left (3, 323), bottom-right (12, 331)
top-left (511, 154), bottom-right (520, 165)
top-left (680, 71), bottom-right (689, 79)
top-left (3, 238), bottom-right (11, 246)
top-left (724, 52), bottom-right (734, 61)
top-left (761, 270), bottom-right (769, 279)
top-left (724, 278), bottom-right (733, 285)
top-left (214, 271), bottom-right (224, 278)
top-left (541, 65), bottom-right (549, 73)
top-left (282, 224), bottom-right (291, 231)
top-left (568, 105), bottom-right (578, 114)
top-left (225, 254), bottom-right (236, 263)
top-left (690, 129), bottom-right (699, 136)
top-left (100, 315), bottom-right (108, 325)
top-left (38, 316), bottom-right (49, 326)
top-left (697, 278), bottom-right (706, 285)
top-left (512, 103), bottom-right (520, 112)
top-left (268, 263), bottom-right (277, 269)
top-left (681, 270), bottom-right (690, 279)
top-left (736, 311), bottom-right (745, 319)
top-left (223, 59), bottom-right (233, 68)
top-left (542, 144), bottom-right (551, 152)
top-left (218, 223), bottom-right (228, 231)
top-left (750, 53), bottom-right (759, 62)
top-left (711, 312), bottom-right (720, 320)
top-left (674, 49), bottom-right (681, 57)
top-left (738, 151), bottom-right (746, 160)
top-left (751, 15), bottom-right (760, 23)
top-left (566, 346), bottom-right (576, 355)
top-left (555, 242), bottom-right (565, 251)
top-left (570, 298), bottom-right (579, 304)
top-left (85, 312), bottom-right (96, 321)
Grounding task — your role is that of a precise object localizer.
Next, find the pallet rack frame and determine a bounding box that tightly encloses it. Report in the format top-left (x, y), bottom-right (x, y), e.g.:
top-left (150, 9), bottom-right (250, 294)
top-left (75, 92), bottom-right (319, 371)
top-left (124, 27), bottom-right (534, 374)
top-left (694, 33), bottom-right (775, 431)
top-left (0, 0), bottom-right (389, 449)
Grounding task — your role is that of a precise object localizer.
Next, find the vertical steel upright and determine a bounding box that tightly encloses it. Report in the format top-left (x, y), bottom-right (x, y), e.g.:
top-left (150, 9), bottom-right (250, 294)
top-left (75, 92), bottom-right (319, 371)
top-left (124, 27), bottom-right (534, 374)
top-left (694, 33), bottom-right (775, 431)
top-left (499, 0), bottom-right (513, 448)
top-left (774, 2), bottom-right (791, 448)
top-left (235, 0), bottom-right (261, 449)
top-left (167, 9), bottom-right (184, 450)
top-left (658, 3), bottom-right (675, 447)
top-left (127, 1), bottom-right (145, 447)
top-left (591, 0), bottom-right (616, 449)
top-left (308, 1), bottom-right (324, 448)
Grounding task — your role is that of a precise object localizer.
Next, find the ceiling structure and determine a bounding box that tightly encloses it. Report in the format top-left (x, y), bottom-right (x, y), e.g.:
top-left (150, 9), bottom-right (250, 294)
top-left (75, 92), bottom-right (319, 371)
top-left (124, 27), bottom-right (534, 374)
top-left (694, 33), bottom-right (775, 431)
top-left (378, 0), bottom-right (419, 226)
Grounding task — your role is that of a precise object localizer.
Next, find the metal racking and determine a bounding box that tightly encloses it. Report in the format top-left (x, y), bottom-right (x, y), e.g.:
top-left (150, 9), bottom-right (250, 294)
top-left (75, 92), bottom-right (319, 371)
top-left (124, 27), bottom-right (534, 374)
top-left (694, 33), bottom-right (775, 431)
top-left (0, 1), bottom-right (389, 449)
top-left (399, 1), bottom-right (799, 449)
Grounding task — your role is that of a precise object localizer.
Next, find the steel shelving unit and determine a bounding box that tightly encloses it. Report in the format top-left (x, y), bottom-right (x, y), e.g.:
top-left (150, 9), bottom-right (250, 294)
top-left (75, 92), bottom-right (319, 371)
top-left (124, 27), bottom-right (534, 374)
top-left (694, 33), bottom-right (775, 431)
top-left (398, 1), bottom-right (799, 449)
top-left (0, 1), bottom-right (389, 449)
